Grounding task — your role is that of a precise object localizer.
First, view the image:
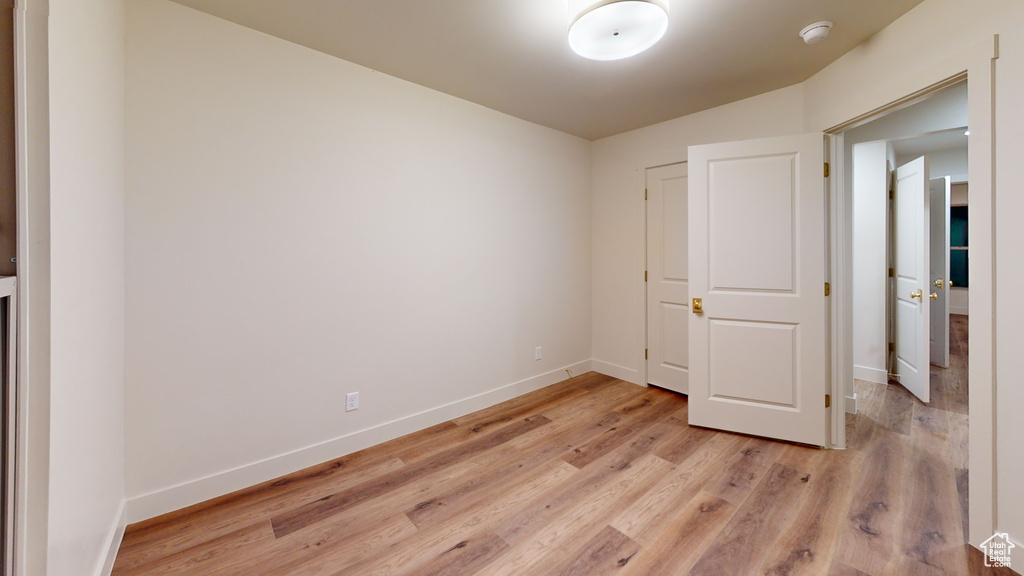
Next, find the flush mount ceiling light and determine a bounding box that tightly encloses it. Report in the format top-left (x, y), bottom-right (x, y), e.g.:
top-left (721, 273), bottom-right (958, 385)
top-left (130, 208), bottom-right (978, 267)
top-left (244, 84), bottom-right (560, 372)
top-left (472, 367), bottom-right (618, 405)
top-left (568, 0), bottom-right (669, 61)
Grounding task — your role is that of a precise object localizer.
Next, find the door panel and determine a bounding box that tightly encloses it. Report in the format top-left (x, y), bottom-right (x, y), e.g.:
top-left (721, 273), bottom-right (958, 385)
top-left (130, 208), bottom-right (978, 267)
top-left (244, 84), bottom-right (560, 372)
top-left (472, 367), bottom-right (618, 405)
top-left (709, 155), bottom-right (795, 292)
top-left (893, 156), bottom-right (930, 403)
top-left (929, 177), bottom-right (950, 367)
top-left (688, 133), bottom-right (827, 446)
top-left (646, 163), bottom-right (689, 394)
top-left (709, 319), bottom-right (797, 406)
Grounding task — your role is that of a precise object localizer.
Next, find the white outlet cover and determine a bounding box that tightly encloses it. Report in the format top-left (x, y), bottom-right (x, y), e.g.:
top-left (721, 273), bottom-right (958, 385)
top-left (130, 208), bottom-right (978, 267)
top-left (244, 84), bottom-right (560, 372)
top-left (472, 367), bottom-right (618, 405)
top-left (535, 346), bottom-right (542, 360)
top-left (346, 392), bottom-right (359, 411)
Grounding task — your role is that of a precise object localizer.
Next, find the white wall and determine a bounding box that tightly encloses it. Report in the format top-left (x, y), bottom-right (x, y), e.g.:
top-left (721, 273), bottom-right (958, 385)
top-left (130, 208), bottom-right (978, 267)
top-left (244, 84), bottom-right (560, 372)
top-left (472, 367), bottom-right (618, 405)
top-left (590, 85), bottom-right (805, 384)
top-left (902, 147), bottom-right (968, 180)
top-left (124, 0), bottom-right (592, 519)
top-left (851, 141), bottom-right (888, 384)
top-left (47, 0), bottom-right (127, 574)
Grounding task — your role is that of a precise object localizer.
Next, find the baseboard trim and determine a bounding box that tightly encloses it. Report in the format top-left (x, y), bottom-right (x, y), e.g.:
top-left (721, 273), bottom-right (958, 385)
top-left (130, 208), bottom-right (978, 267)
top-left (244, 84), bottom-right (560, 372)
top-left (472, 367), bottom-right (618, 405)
top-left (98, 500), bottom-right (127, 576)
top-left (950, 306), bottom-right (969, 316)
top-left (591, 359), bottom-right (641, 385)
top-left (845, 393), bottom-right (858, 415)
top-left (853, 365), bottom-right (888, 385)
top-left (125, 359), bottom-right (593, 523)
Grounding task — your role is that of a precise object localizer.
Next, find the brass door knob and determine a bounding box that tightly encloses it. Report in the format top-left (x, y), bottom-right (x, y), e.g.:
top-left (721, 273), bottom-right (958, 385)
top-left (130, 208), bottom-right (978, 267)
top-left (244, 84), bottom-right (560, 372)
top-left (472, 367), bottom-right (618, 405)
top-left (930, 292), bottom-right (938, 300)
top-left (910, 290), bottom-right (923, 301)
top-left (934, 279), bottom-right (945, 287)
top-left (692, 298), bottom-right (703, 313)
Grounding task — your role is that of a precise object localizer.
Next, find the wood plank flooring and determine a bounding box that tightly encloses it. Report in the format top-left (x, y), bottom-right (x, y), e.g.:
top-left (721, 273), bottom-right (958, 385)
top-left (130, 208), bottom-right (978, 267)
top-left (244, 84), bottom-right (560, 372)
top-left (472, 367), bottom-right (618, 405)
top-left (114, 314), bottom-right (1017, 575)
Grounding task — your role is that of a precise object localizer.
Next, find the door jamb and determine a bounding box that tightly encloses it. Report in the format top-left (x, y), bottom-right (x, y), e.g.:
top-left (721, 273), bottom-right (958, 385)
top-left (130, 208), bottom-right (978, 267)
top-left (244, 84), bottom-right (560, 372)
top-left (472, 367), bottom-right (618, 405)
top-left (635, 151), bottom-right (687, 389)
top-left (642, 161), bottom-right (687, 392)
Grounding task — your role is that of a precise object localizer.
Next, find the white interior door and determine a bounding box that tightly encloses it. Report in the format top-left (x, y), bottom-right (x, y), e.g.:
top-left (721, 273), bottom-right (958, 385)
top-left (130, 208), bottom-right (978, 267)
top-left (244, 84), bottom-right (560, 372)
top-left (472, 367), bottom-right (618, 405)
top-left (688, 133), bottom-right (828, 447)
top-left (894, 156), bottom-right (930, 403)
top-left (929, 176), bottom-right (951, 367)
top-left (646, 163), bottom-right (689, 394)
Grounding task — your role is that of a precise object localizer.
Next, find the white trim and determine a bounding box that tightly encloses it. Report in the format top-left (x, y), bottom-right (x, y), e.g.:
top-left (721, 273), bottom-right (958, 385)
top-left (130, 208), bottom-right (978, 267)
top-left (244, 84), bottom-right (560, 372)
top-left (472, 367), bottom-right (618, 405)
top-left (12, 0), bottom-right (50, 575)
top-left (0, 277), bottom-right (15, 576)
top-left (964, 36), bottom-right (997, 548)
top-left (828, 133), bottom-right (847, 449)
top-left (637, 151), bottom-right (688, 393)
top-left (637, 165), bottom-right (648, 388)
top-left (845, 393), bottom-right (857, 415)
top-left (591, 359), bottom-right (641, 385)
top-left (125, 360), bottom-right (592, 522)
top-left (951, 305), bottom-right (969, 316)
top-left (97, 501), bottom-right (126, 576)
top-left (853, 365), bottom-right (888, 385)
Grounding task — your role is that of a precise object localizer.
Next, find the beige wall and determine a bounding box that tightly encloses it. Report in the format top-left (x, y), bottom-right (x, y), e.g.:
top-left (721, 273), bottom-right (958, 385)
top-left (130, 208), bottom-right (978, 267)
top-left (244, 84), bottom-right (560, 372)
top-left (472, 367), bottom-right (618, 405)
top-left (47, 0), bottom-right (127, 574)
top-left (124, 0), bottom-right (592, 520)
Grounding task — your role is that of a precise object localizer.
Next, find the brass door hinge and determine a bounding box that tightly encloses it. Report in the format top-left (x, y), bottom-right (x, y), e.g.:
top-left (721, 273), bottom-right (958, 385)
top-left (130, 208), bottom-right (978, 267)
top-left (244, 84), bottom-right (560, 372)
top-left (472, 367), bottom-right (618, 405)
top-left (824, 162), bottom-right (830, 178)
top-left (645, 188), bottom-right (648, 200)
top-left (645, 271), bottom-right (648, 282)
top-left (824, 282), bottom-right (831, 296)
top-left (645, 348), bottom-right (648, 359)
top-left (825, 394), bottom-right (831, 408)
top-left (888, 267), bottom-right (895, 278)
top-left (888, 342), bottom-right (895, 352)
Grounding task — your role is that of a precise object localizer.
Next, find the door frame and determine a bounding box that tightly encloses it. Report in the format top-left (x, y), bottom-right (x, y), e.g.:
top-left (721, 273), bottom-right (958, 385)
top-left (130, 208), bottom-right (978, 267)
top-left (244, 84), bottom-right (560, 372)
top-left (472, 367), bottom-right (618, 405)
top-left (826, 37), bottom-right (998, 547)
top-left (12, 0), bottom-right (50, 575)
top-left (644, 161), bottom-right (689, 394)
top-left (634, 149), bottom-right (688, 389)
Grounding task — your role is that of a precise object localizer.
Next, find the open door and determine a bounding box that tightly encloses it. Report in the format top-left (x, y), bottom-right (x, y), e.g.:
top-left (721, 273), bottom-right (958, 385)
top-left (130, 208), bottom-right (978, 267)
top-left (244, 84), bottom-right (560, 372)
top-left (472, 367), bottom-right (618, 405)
top-left (688, 133), bottom-right (828, 447)
top-left (929, 176), bottom-right (951, 367)
top-left (646, 163), bottom-right (689, 394)
top-left (893, 156), bottom-right (930, 402)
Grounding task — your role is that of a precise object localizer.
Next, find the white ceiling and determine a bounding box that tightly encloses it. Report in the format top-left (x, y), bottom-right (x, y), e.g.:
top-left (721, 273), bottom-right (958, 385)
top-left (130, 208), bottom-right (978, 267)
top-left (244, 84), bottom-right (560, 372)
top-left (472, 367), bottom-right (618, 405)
top-left (891, 128), bottom-right (969, 159)
top-left (168, 0), bottom-right (927, 141)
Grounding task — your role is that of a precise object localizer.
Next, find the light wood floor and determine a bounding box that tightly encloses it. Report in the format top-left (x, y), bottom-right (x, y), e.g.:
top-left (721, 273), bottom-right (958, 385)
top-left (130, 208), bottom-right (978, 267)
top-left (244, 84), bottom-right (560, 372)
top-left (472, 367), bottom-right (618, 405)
top-left (113, 314), bottom-right (1016, 575)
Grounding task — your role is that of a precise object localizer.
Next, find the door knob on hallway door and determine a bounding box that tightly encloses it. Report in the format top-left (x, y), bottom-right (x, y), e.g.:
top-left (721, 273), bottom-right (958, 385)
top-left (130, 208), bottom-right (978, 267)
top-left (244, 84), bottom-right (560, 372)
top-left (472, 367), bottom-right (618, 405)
top-left (692, 298), bottom-right (703, 313)
top-left (934, 279), bottom-right (944, 287)
top-left (930, 292), bottom-right (938, 300)
top-left (910, 290), bottom-right (923, 301)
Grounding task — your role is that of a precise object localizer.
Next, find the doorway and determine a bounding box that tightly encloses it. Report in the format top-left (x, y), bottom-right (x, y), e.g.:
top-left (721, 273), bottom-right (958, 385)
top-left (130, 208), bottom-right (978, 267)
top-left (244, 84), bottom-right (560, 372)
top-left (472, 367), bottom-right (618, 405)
top-left (846, 82), bottom-right (968, 407)
top-left (828, 45), bottom-right (997, 546)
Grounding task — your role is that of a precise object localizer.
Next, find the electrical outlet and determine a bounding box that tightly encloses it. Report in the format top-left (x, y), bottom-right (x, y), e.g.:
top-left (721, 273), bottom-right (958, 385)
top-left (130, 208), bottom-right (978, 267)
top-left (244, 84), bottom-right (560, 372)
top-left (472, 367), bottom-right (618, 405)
top-left (535, 346), bottom-right (542, 361)
top-left (346, 392), bottom-right (359, 412)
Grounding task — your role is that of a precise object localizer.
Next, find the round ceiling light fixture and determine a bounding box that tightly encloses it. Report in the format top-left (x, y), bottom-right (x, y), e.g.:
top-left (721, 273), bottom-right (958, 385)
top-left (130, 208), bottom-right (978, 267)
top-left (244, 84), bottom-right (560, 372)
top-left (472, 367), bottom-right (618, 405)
top-left (568, 0), bottom-right (669, 61)
top-left (799, 21), bottom-right (833, 45)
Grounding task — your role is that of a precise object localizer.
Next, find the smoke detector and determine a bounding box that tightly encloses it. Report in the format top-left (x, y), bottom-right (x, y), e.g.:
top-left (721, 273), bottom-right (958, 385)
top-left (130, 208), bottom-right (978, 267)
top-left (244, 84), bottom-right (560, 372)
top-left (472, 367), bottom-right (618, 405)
top-left (799, 21), bottom-right (833, 45)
